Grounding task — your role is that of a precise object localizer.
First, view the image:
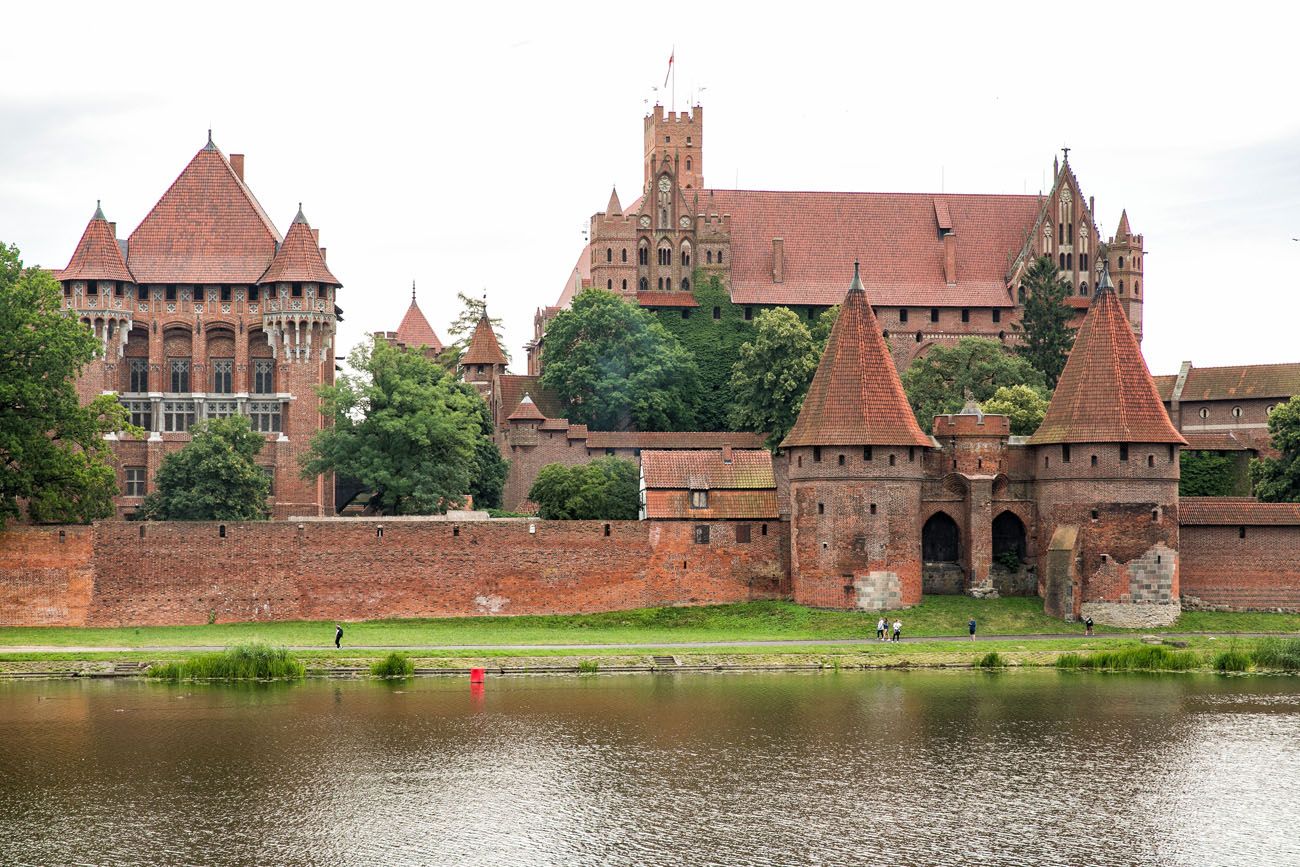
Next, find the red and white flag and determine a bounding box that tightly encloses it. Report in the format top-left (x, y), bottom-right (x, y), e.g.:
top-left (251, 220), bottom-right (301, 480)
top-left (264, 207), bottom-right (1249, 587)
top-left (663, 49), bottom-right (674, 87)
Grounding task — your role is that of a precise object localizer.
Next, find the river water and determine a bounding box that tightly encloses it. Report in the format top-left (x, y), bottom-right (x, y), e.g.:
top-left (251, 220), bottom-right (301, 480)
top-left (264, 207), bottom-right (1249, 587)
top-left (1, 670), bottom-right (1298, 866)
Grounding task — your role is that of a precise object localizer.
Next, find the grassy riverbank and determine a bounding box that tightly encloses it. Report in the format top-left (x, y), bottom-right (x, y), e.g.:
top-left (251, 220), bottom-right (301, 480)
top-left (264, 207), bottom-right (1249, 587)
top-left (3, 598), bottom-right (1298, 652)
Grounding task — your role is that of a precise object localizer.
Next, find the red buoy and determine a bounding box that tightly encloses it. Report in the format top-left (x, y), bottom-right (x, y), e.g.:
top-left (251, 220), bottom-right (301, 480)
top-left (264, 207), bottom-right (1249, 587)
top-left (469, 667), bottom-right (486, 684)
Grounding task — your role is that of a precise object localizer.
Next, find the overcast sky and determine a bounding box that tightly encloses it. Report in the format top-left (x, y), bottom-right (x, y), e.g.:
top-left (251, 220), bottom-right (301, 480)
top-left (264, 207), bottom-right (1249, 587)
top-left (3, 2), bottom-right (1297, 377)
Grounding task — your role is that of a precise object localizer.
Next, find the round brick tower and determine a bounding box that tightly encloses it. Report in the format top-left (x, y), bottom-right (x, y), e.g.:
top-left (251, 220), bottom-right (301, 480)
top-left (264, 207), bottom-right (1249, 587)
top-left (782, 262), bottom-right (933, 610)
top-left (1027, 265), bottom-right (1185, 624)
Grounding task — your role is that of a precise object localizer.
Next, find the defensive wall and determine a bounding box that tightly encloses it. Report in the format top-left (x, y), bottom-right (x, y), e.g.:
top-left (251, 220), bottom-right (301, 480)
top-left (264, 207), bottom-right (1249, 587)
top-left (0, 518), bottom-right (789, 628)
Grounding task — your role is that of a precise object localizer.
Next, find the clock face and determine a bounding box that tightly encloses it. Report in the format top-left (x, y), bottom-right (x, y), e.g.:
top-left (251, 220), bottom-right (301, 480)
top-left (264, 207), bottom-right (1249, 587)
top-left (679, 216), bottom-right (691, 229)
top-left (639, 215), bottom-right (651, 228)
top-left (658, 177), bottom-right (672, 193)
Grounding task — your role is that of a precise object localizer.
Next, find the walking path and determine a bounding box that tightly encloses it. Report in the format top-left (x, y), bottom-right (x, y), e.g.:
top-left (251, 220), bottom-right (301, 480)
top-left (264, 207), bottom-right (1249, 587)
top-left (1, 632), bottom-right (1293, 655)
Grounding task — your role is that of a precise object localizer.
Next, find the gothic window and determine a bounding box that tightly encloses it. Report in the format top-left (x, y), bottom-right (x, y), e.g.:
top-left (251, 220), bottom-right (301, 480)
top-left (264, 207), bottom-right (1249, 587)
top-left (1080, 282), bottom-right (1089, 296)
top-left (123, 399), bottom-right (152, 429)
top-left (660, 209), bottom-right (668, 228)
top-left (639, 277), bottom-right (648, 291)
top-left (248, 401), bottom-right (281, 433)
top-left (686, 156), bottom-right (692, 172)
top-left (1018, 286), bottom-right (1026, 303)
top-left (657, 277), bottom-right (664, 290)
top-left (1118, 280), bottom-right (1125, 294)
top-left (1066, 253), bottom-right (1073, 270)
top-left (606, 248), bottom-right (612, 263)
top-left (254, 360), bottom-right (275, 394)
top-left (621, 248), bottom-right (627, 262)
top-left (1068, 223), bottom-right (1074, 245)
top-left (1134, 281), bottom-right (1140, 296)
top-left (129, 359), bottom-right (148, 392)
top-left (1081, 253), bottom-right (1088, 272)
top-left (205, 399), bottom-right (237, 419)
top-left (716, 249), bottom-right (723, 263)
top-left (607, 279), bottom-right (612, 290)
top-left (706, 250), bottom-right (713, 264)
top-left (681, 278), bottom-right (690, 291)
top-left (1119, 256), bottom-right (1125, 269)
top-left (169, 359), bottom-right (190, 393)
top-left (1058, 222), bottom-right (1064, 242)
top-left (638, 244), bottom-right (648, 265)
top-left (1059, 253), bottom-right (1065, 270)
top-left (163, 400), bottom-right (196, 432)
top-left (621, 279), bottom-right (627, 292)
top-left (681, 242), bottom-right (691, 267)
top-left (658, 246), bottom-right (671, 266)
top-left (212, 359), bottom-right (233, 394)
top-left (125, 467), bottom-right (147, 497)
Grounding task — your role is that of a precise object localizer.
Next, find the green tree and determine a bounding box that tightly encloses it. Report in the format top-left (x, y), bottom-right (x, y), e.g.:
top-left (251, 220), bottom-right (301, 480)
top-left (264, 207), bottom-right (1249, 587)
top-left (139, 416), bottom-right (270, 520)
top-left (466, 395), bottom-right (508, 510)
top-left (1014, 255), bottom-right (1075, 388)
top-left (810, 304), bottom-right (840, 349)
top-left (1181, 451), bottom-right (1239, 497)
top-left (302, 339), bottom-right (494, 515)
top-left (541, 289), bottom-right (700, 431)
top-left (0, 243), bottom-right (134, 526)
top-left (980, 384), bottom-right (1051, 436)
top-left (443, 291), bottom-right (508, 366)
top-left (1250, 397), bottom-right (1300, 502)
top-left (902, 338), bottom-right (1046, 432)
top-left (728, 307), bottom-right (820, 450)
top-left (527, 457), bottom-right (639, 520)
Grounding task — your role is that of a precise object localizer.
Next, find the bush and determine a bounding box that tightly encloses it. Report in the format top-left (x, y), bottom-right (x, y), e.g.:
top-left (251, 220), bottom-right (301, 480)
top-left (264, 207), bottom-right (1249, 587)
top-left (1251, 637), bottom-right (1300, 671)
top-left (1213, 649), bottom-right (1253, 673)
top-left (976, 652), bottom-right (1007, 668)
top-left (1055, 652), bottom-right (1084, 669)
top-left (486, 508), bottom-right (529, 518)
top-left (1054, 645), bottom-right (1201, 672)
top-left (370, 652), bottom-right (414, 679)
top-left (149, 644), bottom-right (304, 681)
top-left (577, 659), bottom-right (599, 674)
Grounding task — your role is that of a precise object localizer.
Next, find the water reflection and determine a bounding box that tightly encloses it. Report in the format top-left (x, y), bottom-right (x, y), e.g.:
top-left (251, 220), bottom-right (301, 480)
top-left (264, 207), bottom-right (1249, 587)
top-left (1, 671), bottom-right (1298, 866)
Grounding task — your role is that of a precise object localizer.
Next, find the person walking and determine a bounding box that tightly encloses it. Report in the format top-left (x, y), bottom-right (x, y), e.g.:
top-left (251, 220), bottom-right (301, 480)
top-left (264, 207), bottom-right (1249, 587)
top-left (892, 619), bottom-right (902, 642)
top-left (334, 624), bottom-right (343, 649)
top-left (877, 616), bottom-right (887, 641)
top-left (969, 617), bottom-right (977, 641)
top-left (1084, 616), bottom-right (1094, 637)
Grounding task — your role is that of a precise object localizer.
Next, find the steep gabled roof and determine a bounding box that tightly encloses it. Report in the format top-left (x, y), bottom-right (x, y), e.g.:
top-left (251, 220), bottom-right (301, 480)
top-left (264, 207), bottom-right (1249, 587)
top-left (507, 393), bottom-right (546, 422)
top-left (606, 186), bottom-right (623, 216)
top-left (1115, 209), bottom-right (1132, 239)
top-left (127, 141), bottom-right (282, 284)
top-left (260, 205), bottom-right (339, 285)
top-left (461, 314), bottom-right (507, 366)
top-left (1156, 363), bottom-right (1300, 403)
top-left (58, 203), bottom-right (133, 282)
top-left (1028, 269), bottom-right (1185, 445)
top-left (641, 449), bottom-right (775, 490)
top-left (782, 262), bottom-right (931, 448)
top-left (392, 286), bottom-right (442, 351)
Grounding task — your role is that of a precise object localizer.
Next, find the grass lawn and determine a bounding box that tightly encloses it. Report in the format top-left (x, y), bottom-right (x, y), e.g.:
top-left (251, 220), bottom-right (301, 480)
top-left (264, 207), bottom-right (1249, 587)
top-left (1, 598), bottom-right (1297, 651)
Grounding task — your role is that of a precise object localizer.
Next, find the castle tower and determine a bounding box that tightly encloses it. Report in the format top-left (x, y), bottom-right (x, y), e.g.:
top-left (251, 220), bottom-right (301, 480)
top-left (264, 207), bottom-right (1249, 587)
top-left (459, 311), bottom-right (508, 409)
top-left (1027, 265), bottom-right (1185, 623)
top-left (376, 282), bottom-right (443, 358)
top-left (782, 262), bottom-right (932, 610)
top-left (644, 104), bottom-right (702, 191)
top-left (589, 187), bottom-right (638, 299)
top-left (1106, 209), bottom-right (1144, 341)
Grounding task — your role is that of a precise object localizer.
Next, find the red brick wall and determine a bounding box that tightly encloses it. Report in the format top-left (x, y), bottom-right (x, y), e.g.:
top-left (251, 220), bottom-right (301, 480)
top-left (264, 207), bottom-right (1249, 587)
top-left (1181, 525), bottom-right (1300, 611)
top-left (0, 519), bottom-right (788, 627)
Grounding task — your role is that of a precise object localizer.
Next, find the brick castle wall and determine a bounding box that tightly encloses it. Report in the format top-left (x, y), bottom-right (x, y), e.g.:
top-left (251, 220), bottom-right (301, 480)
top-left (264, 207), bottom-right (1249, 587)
top-left (1180, 525), bottom-right (1300, 611)
top-left (0, 518), bottom-right (789, 627)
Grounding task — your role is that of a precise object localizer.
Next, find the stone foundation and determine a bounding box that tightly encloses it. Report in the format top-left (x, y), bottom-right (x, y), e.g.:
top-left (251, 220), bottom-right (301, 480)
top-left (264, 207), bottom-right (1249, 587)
top-left (1080, 600), bottom-right (1181, 628)
top-left (853, 570), bottom-right (904, 611)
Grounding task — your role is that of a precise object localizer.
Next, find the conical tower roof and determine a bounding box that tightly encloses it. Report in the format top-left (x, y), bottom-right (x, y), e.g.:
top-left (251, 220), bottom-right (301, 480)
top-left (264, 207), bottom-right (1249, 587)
top-left (1028, 266), bottom-right (1184, 445)
top-left (394, 282), bottom-right (443, 351)
top-left (260, 205), bottom-right (339, 285)
top-left (606, 186), bottom-right (623, 216)
top-left (461, 312), bottom-right (508, 366)
top-left (782, 263), bottom-right (931, 448)
top-left (507, 393), bottom-right (546, 422)
top-left (1115, 209), bottom-right (1131, 239)
top-left (58, 202), bottom-right (133, 282)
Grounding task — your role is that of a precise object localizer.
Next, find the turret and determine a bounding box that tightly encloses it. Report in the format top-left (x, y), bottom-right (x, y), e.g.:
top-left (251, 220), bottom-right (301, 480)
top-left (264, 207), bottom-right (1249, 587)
top-left (459, 310), bottom-right (508, 394)
top-left (644, 103), bottom-right (703, 191)
top-left (1106, 209), bottom-right (1144, 341)
top-left (783, 262), bottom-right (931, 610)
top-left (1028, 264), bottom-right (1185, 624)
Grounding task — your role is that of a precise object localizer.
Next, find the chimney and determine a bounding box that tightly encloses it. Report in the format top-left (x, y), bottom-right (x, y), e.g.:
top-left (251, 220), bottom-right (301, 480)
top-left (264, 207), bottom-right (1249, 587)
top-left (943, 231), bottom-right (956, 285)
top-left (319, 247), bottom-right (327, 261)
top-left (772, 238), bottom-right (784, 283)
top-left (722, 443), bottom-right (733, 464)
top-left (230, 154), bottom-right (245, 182)
top-left (108, 222), bottom-right (116, 237)
top-left (311, 228), bottom-right (320, 245)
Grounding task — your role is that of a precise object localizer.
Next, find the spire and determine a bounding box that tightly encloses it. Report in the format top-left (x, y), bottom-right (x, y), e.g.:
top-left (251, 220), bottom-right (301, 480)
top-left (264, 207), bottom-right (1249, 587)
top-left (1097, 261), bottom-right (1115, 293)
top-left (92, 199), bottom-right (106, 221)
top-left (1027, 268), bottom-right (1184, 446)
top-left (258, 208), bottom-right (339, 285)
top-left (57, 204), bottom-right (133, 283)
top-left (782, 262), bottom-right (931, 448)
top-left (393, 285), bottom-right (442, 352)
top-left (204, 128), bottom-right (216, 151)
top-left (411, 280), bottom-right (417, 303)
top-left (606, 186), bottom-right (623, 216)
top-left (1115, 209), bottom-right (1131, 239)
top-left (461, 312), bottom-right (508, 367)
top-left (292, 202), bottom-right (308, 224)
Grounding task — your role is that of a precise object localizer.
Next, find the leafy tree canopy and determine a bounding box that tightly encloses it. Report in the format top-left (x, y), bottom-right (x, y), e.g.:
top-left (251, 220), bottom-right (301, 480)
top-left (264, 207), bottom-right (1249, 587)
top-left (527, 457), bottom-right (639, 520)
top-left (728, 307), bottom-right (820, 450)
top-left (902, 338), bottom-right (1046, 433)
top-left (302, 339), bottom-right (498, 515)
top-left (1181, 451), bottom-right (1241, 498)
top-left (0, 243), bottom-right (135, 526)
top-left (541, 289), bottom-right (700, 431)
top-left (980, 384), bottom-right (1051, 437)
top-left (443, 291), bottom-right (509, 366)
top-left (1014, 255), bottom-right (1075, 388)
top-left (139, 415), bottom-right (270, 520)
top-left (1250, 397), bottom-right (1300, 502)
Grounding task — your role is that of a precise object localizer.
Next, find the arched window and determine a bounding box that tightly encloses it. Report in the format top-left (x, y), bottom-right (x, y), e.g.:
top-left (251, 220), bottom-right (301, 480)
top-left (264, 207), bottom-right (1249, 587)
top-left (621, 248), bottom-right (627, 263)
top-left (1080, 252), bottom-right (1088, 272)
top-left (660, 209), bottom-right (668, 227)
top-left (1066, 253), bottom-right (1073, 270)
top-left (1059, 253), bottom-right (1065, 270)
top-left (607, 279), bottom-right (612, 290)
top-left (1134, 281), bottom-right (1140, 296)
top-left (658, 246), bottom-right (672, 266)
top-left (1118, 256), bottom-right (1125, 269)
top-left (1080, 282), bottom-right (1089, 296)
top-left (717, 249), bottom-right (723, 263)
top-left (1118, 280), bottom-right (1125, 294)
top-left (1017, 285), bottom-right (1026, 303)
top-left (707, 250), bottom-right (713, 264)
top-left (638, 244), bottom-right (648, 266)
top-left (621, 279), bottom-right (627, 292)
top-left (606, 248), bottom-right (612, 262)
top-left (681, 242), bottom-right (691, 267)
top-left (681, 278), bottom-right (690, 291)
top-left (1058, 222), bottom-right (1064, 241)
top-left (639, 277), bottom-right (648, 291)
top-left (686, 156), bottom-right (692, 171)
top-left (1068, 223), bottom-right (1074, 244)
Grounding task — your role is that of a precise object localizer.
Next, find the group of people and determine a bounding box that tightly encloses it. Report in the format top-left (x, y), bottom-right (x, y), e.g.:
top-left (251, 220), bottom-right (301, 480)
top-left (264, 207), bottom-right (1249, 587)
top-left (875, 617), bottom-right (903, 641)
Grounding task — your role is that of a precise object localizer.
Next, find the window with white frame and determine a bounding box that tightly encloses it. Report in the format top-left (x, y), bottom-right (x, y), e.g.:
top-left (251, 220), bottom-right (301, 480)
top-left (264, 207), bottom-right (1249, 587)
top-left (205, 400), bottom-right (238, 420)
top-left (124, 466), bottom-right (147, 497)
top-left (211, 359), bottom-right (233, 394)
top-left (253, 360), bottom-right (275, 394)
top-left (123, 400), bottom-right (152, 430)
top-left (163, 400), bottom-right (196, 432)
top-left (248, 401), bottom-right (281, 432)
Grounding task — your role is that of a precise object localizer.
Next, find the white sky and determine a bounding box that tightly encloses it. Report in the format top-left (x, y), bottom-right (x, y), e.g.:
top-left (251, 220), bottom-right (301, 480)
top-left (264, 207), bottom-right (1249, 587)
top-left (3, 1), bottom-right (1297, 377)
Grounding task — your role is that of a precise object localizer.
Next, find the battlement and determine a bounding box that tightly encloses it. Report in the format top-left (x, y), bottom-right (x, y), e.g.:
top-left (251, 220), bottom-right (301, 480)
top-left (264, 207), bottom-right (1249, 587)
top-left (933, 412), bottom-right (1012, 437)
top-left (644, 104), bottom-right (703, 127)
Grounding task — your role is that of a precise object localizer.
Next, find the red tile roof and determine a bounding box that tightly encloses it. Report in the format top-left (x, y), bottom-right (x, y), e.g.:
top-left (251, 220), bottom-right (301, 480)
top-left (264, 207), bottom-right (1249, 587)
top-left (1152, 374), bottom-right (1177, 401)
top-left (1028, 277), bottom-right (1185, 445)
top-left (259, 209), bottom-right (339, 285)
top-left (506, 394), bottom-right (546, 422)
top-left (643, 489), bottom-right (780, 520)
top-left (127, 143), bottom-right (282, 284)
top-left (585, 431), bottom-right (765, 449)
top-left (1182, 431), bottom-right (1252, 452)
top-left (782, 263), bottom-right (931, 448)
top-left (1180, 497), bottom-right (1300, 526)
top-left (565, 423), bottom-right (589, 440)
top-left (557, 244), bottom-right (592, 308)
top-left (1168, 364), bottom-right (1300, 402)
top-left (1115, 209), bottom-right (1132, 239)
top-left (497, 374), bottom-right (564, 420)
top-left (392, 292), bottom-right (443, 352)
top-left (636, 291), bottom-right (699, 307)
top-left (703, 190), bottom-right (1040, 307)
top-left (641, 449), bottom-right (775, 489)
top-left (461, 314), bottom-right (507, 366)
top-left (58, 205), bottom-right (133, 282)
